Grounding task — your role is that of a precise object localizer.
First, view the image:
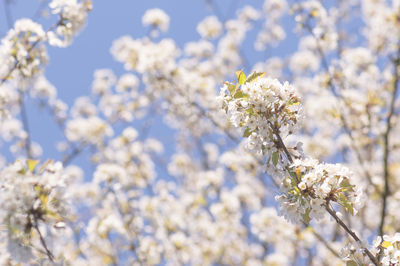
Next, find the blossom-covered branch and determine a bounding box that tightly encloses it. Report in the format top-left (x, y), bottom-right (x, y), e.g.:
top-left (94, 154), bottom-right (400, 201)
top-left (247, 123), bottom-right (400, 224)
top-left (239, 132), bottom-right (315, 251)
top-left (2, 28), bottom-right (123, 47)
top-left (219, 70), bottom-right (379, 265)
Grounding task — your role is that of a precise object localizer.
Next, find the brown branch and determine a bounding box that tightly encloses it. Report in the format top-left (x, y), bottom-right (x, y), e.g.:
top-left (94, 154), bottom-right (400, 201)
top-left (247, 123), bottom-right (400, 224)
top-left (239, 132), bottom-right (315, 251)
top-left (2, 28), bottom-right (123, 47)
top-left (302, 220), bottom-right (342, 260)
top-left (62, 143), bottom-right (88, 166)
top-left (34, 221), bottom-right (54, 262)
top-left (190, 100), bottom-right (280, 188)
top-left (378, 52), bottom-right (400, 237)
top-left (270, 122), bottom-right (294, 164)
top-left (311, 228), bottom-right (341, 259)
top-left (32, 0), bottom-right (49, 20)
top-left (325, 203), bottom-right (379, 265)
top-left (271, 123), bottom-right (379, 265)
top-left (19, 91), bottom-right (32, 158)
top-left (157, 74), bottom-right (281, 188)
top-left (3, 0), bottom-right (13, 29)
top-left (294, 2), bottom-right (376, 189)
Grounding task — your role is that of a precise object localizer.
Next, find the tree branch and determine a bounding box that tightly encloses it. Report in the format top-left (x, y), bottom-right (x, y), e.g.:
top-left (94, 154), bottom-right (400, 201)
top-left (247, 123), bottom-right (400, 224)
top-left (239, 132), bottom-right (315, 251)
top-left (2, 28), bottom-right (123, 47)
top-left (3, 0), bottom-right (13, 29)
top-left (294, 2), bottom-right (377, 189)
top-left (311, 228), bottom-right (341, 259)
top-left (19, 91), bottom-right (32, 158)
top-left (378, 51), bottom-right (400, 237)
top-left (62, 143), bottom-right (88, 166)
top-left (271, 124), bottom-right (379, 265)
top-left (325, 203), bottom-right (379, 265)
top-left (0, 21), bottom-right (60, 85)
top-left (33, 220), bottom-right (54, 262)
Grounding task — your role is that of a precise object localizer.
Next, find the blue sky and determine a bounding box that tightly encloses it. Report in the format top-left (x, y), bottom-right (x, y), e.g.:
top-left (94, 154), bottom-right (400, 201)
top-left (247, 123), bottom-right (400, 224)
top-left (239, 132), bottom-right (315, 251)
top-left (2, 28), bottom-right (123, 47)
top-left (1, 0), bottom-right (300, 167)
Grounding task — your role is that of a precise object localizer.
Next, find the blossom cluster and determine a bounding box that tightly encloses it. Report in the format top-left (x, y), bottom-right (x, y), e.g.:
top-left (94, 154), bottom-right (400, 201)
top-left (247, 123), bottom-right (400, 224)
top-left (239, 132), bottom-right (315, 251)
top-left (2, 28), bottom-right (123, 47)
top-left (255, 0), bottom-right (287, 50)
top-left (0, 160), bottom-right (69, 262)
top-left (219, 71), bottom-right (303, 162)
top-left (2, 1), bottom-right (400, 265)
top-left (0, 19), bottom-right (47, 83)
top-left (142, 8), bottom-right (170, 37)
top-left (250, 207), bottom-right (316, 265)
top-left (220, 72), bottom-right (362, 224)
top-left (197, 16), bottom-right (223, 40)
top-left (48, 0), bottom-right (91, 47)
top-left (0, 0), bottom-right (90, 84)
top-left (277, 158), bottom-right (363, 223)
top-left (371, 234), bottom-right (400, 266)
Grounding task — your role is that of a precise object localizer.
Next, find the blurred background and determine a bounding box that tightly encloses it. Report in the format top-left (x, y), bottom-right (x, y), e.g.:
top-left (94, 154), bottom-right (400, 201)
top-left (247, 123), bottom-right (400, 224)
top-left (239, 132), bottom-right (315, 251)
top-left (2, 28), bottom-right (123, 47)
top-left (0, 0), bottom-right (296, 175)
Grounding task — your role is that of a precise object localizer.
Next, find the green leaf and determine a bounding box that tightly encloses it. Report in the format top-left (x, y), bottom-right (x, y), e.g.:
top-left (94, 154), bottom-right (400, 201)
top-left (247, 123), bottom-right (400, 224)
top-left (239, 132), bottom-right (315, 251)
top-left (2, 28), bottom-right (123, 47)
top-left (295, 167), bottom-right (302, 181)
top-left (346, 260), bottom-right (358, 266)
top-left (288, 98), bottom-right (301, 106)
top-left (222, 101), bottom-right (228, 113)
top-left (246, 71), bottom-right (265, 83)
top-left (45, 209), bottom-right (63, 221)
top-left (37, 159), bottom-right (54, 174)
top-left (302, 207), bottom-right (311, 224)
top-left (243, 128), bottom-right (253, 138)
top-left (338, 193), bottom-right (354, 215)
top-left (339, 179), bottom-right (354, 192)
top-left (272, 152), bottom-right (279, 166)
top-left (235, 70), bottom-right (246, 85)
top-left (289, 171), bottom-right (298, 181)
top-left (224, 82), bottom-right (236, 94)
top-left (233, 90), bottom-right (248, 99)
top-left (27, 159), bottom-right (40, 172)
top-left (381, 241), bottom-right (392, 248)
top-left (18, 167), bottom-right (26, 175)
top-left (245, 108), bottom-right (255, 116)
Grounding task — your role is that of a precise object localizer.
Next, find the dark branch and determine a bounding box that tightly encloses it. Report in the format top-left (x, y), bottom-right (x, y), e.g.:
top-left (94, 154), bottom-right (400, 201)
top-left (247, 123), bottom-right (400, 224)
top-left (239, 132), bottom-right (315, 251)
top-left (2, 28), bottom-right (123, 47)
top-left (378, 50), bottom-right (400, 237)
top-left (19, 92), bottom-right (32, 158)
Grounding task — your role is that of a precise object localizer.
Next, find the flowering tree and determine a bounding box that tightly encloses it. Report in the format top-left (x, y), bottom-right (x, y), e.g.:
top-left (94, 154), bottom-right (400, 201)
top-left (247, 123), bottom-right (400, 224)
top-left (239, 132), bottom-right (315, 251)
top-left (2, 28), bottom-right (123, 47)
top-left (1, 0), bottom-right (400, 265)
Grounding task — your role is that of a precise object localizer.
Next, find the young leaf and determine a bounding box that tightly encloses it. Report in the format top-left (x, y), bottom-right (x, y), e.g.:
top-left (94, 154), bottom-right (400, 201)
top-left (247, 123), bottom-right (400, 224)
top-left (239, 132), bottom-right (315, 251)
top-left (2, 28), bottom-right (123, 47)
top-left (289, 171), bottom-right (298, 183)
top-left (346, 261), bottom-right (358, 266)
top-left (295, 167), bottom-right (302, 180)
top-left (37, 159), bottom-right (54, 174)
top-left (243, 128), bottom-right (253, 138)
top-left (224, 82), bottom-right (236, 94)
top-left (245, 108), bottom-right (255, 116)
top-left (381, 241), bottom-right (392, 248)
top-left (233, 90), bottom-right (248, 99)
top-left (338, 193), bottom-right (354, 215)
top-left (288, 98), bottom-right (300, 106)
top-left (302, 207), bottom-right (311, 224)
top-left (246, 71), bottom-right (265, 83)
top-left (272, 152), bottom-right (279, 166)
top-left (339, 178), bottom-right (355, 192)
top-left (27, 159), bottom-right (40, 172)
top-left (18, 167), bottom-right (26, 175)
top-left (235, 70), bottom-right (246, 85)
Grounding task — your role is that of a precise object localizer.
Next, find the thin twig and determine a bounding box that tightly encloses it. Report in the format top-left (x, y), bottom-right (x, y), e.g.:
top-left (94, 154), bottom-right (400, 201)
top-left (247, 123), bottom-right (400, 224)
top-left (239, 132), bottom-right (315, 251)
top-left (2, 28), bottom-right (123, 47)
top-left (294, 1), bottom-right (376, 189)
top-left (378, 51), bottom-right (400, 237)
top-left (271, 122), bottom-right (378, 265)
top-left (206, 0), bottom-right (251, 70)
top-left (138, 106), bottom-right (156, 141)
top-left (62, 143), bottom-right (87, 166)
top-left (19, 91), bottom-right (32, 158)
top-left (32, 0), bottom-right (49, 20)
top-left (3, 0), bottom-right (13, 29)
top-left (190, 98), bottom-right (281, 188)
top-left (325, 203), bottom-right (379, 265)
top-left (205, 0), bottom-right (226, 22)
top-left (154, 74), bottom-right (281, 188)
top-left (270, 122), bottom-right (294, 164)
top-left (0, 21), bottom-right (60, 85)
top-left (311, 227), bottom-right (341, 258)
top-left (34, 221), bottom-right (54, 262)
